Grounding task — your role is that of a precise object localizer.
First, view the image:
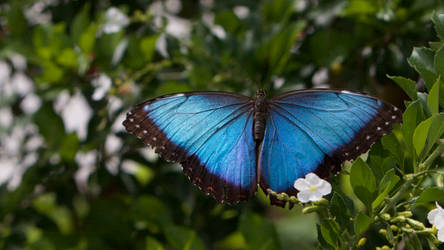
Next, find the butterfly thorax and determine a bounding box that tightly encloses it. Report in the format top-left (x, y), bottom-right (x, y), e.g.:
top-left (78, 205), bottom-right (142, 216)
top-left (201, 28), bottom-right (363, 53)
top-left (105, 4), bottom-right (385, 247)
top-left (253, 90), bottom-right (268, 142)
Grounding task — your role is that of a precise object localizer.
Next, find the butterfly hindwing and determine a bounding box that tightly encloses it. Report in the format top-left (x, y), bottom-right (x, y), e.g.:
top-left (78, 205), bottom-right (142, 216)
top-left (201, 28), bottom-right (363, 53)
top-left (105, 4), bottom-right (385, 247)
top-left (259, 90), bottom-right (402, 207)
top-left (123, 92), bottom-right (257, 203)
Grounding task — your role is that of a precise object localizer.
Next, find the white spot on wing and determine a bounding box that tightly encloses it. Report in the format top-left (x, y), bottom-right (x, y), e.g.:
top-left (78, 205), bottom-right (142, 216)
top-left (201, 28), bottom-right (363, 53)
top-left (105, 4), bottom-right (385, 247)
top-left (341, 90), bottom-right (352, 94)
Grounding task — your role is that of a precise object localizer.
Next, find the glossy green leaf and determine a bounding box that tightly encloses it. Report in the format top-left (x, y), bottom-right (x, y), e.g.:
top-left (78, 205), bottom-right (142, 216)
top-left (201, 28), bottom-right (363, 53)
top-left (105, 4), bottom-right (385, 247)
top-left (381, 133), bottom-right (403, 167)
top-left (330, 192), bottom-right (351, 228)
top-left (320, 223), bottom-right (338, 248)
top-left (350, 158), bottom-right (377, 209)
top-left (434, 45), bottom-right (444, 76)
top-left (407, 47), bottom-right (437, 90)
top-left (354, 212), bottom-right (372, 235)
top-left (413, 114), bottom-right (444, 157)
top-left (387, 75), bottom-right (418, 100)
top-left (427, 78), bottom-right (440, 114)
top-left (416, 187), bottom-right (444, 204)
top-left (372, 169), bottom-right (400, 209)
top-left (401, 100), bottom-right (422, 154)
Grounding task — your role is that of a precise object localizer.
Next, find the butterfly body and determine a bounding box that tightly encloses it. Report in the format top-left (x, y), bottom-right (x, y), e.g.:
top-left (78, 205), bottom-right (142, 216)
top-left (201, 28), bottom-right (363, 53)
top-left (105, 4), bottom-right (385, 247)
top-left (123, 89), bottom-right (401, 207)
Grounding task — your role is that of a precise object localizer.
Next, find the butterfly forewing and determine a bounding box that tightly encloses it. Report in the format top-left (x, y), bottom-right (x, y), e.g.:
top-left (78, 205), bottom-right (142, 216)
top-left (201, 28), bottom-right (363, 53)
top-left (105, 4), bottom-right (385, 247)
top-left (123, 92), bottom-right (257, 204)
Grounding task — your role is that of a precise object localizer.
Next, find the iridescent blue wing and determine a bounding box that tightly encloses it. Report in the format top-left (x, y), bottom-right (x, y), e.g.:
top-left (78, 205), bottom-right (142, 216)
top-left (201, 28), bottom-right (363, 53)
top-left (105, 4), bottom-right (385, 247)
top-left (123, 92), bottom-right (256, 204)
top-left (259, 90), bottom-right (402, 207)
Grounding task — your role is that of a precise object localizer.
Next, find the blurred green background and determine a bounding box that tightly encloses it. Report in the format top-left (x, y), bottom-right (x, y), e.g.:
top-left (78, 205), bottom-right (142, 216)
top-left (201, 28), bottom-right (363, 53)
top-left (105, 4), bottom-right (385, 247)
top-left (0, 0), bottom-right (443, 249)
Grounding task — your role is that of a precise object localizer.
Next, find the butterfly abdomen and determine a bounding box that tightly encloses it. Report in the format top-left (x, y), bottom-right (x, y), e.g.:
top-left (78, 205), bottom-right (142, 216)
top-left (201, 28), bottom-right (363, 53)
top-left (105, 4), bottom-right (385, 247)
top-left (253, 90), bottom-right (268, 141)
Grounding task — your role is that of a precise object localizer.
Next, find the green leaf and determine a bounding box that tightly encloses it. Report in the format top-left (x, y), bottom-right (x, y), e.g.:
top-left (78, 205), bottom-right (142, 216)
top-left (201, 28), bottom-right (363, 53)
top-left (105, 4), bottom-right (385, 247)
top-left (262, 0), bottom-right (294, 23)
top-left (130, 196), bottom-right (172, 226)
top-left (354, 212), bottom-right (372, 235)
top-left (163, 225), bottom-right (205, 250)
top-left (427, 78), bottom-right (440, 114)
top-left (215, 10), bottom-right (241, 33)
top-left (57, 48), bottom-right (78, 68)
top-left (416, 187), bottom-right (444, 204)
top-left (140, 35), bottom-right (159, 62)
top-left (156, 81), bottom-right (192, 96)
top-left (34, 102), bottom-right (65, 148)
top-left (79, 24), bottom-right (98, 54)
top-left (413, 114), bottom-right (444, 157)
top-left (239, 211), bottom-right (281, 250)
top-left (350, 158), bottom-right (377, 209)
top-left (387, 75), bottom-right (418, 100)
top-left (401, 100), bottom-right (422, 154)
top-left (146, 237), bottom-right (163, 250)
top-left (330, 192), bottom-right (351, 228)
top-left (434, 45), bottom-right (444, 76)
top-left (407, 47), bottom-right (438, 90)
top-left (7, 2), bottom-right (27, 36)
top-left (343, 0), bottom-right (377, 16)
top-left (381, 133), bottom-right (403, 167)
top-left (71, 3), bottom-right (91, 44)
top-left (60, 133), bottom-right (79, 162)
top-left (309, 29), bottom-right (355, 66)
top-left (432, 13), bottom-right (444, 41)
top-left (372, 169), bottom-right (400, 209)
top-left (320, 223), bottom-right (338, 248)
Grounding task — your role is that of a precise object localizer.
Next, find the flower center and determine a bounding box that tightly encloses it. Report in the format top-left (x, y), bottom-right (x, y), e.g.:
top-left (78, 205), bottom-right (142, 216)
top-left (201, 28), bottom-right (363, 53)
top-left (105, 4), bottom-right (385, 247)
top-left (310, 185), bottom-right (317, 192)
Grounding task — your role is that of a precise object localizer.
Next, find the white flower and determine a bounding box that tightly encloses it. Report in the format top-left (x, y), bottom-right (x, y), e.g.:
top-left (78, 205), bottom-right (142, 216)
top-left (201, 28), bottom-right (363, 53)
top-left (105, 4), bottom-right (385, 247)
top-left (428, 202), bottom-right (444, 242)
top-left (103, 7), bottom-right (129, 34)
top-left (294, 173), bottom-right (332, 203)
top-left (92, 74), bottom-right (112, 100)
top-left (58, 91), bottom-right (93, 140)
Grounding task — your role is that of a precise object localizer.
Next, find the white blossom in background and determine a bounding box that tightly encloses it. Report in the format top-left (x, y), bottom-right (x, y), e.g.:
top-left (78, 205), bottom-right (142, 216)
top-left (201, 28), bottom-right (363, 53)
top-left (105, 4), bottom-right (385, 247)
top-left (312, 68), bottom-right (329, 88)
top-left (92, 73), bottom-right (112, 101)
top-left (200, 11), bottom-right (226, 39)
top-left (105, 134), bottom-right (123, 154)
top-left (108, 96), bottom-right (123, 115)
top-left (102, 7), bottom-right (129, 34)
top-left (150, 1), bottom-right (192, 57)
top-left (9, 53), bottom-right (27, 71)
top-left (0, 61), bottom-right (11, 85)
top-left (75, 151), bottom-right (97, 193)
top-left (233, 6), bottom-right (250, 19)
top-left (165, 0), bottom-right (182, 14)
top-left (58, 91), bottom-right (93, 140)
top-left (112, 38), bottom-right (129, 65)
top-left (24, 0), bottom-right (56, 25)
top-left (10, 72), bottom-right (34, 96)
top-left (428, 202), bottom-right (444, 242)
top-left (21, 93), bottom-right (42, 114)
top-left (0, 108), bottom-right (13, 127)
top-left (294, 173), bottom-right (332, 203)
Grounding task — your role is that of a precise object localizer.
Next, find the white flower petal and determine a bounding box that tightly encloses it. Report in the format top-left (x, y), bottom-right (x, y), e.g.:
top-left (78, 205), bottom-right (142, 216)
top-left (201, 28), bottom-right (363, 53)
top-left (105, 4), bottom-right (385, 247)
top-left (308, 191), bottom-right (323, 202)
top-left (297, 190), bottom-right (311, 203)
top-left (305, 173), bottom-right (321, 186)
top-left (294, 178), bottom-right (310, 191)
top-left (438, 228), bottom-right (444, 242)
top-left (317, 180), bottom-right (332, 195)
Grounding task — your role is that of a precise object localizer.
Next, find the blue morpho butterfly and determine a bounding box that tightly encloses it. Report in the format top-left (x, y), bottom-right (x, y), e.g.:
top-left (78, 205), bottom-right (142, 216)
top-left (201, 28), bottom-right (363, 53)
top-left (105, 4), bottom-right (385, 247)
top-left (123, 89), bottom-right (401, 208)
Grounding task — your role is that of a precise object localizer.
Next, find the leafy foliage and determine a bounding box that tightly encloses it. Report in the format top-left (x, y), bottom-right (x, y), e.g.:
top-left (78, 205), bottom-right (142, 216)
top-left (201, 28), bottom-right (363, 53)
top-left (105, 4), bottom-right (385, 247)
top-left (0, 0), bottom-right (443, 249)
